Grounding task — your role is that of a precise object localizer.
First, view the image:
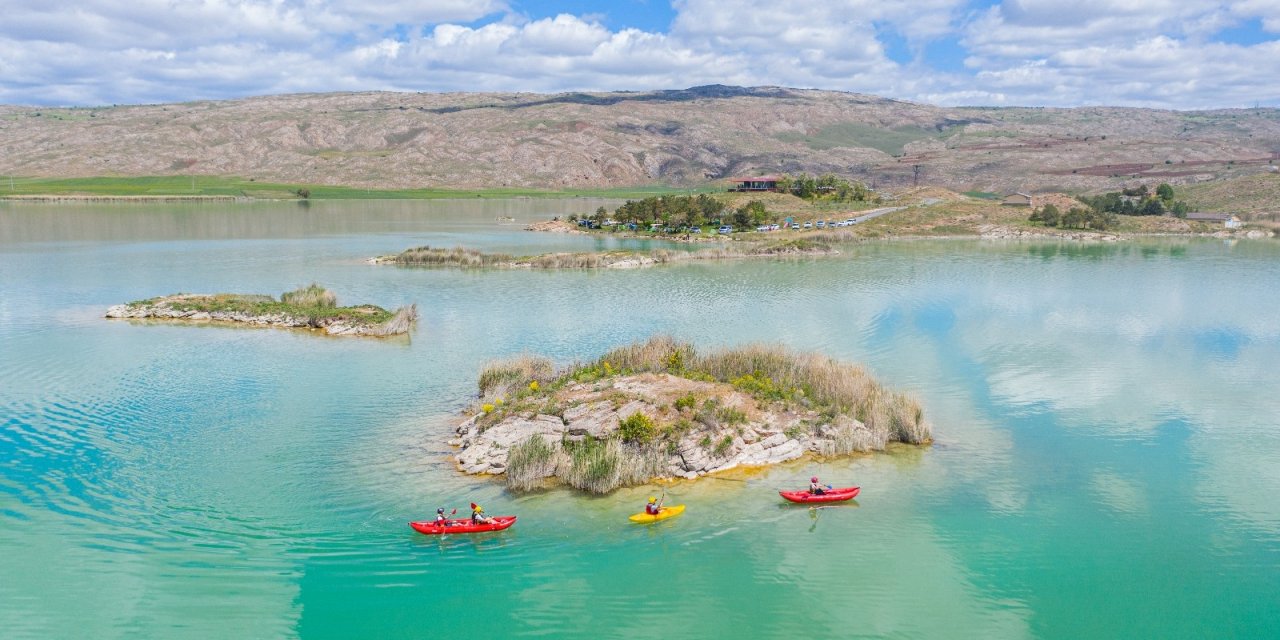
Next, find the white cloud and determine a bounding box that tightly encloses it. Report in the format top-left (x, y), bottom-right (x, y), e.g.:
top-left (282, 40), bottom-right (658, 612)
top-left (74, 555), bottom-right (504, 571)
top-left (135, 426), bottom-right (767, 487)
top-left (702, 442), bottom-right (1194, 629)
top-left (0, 1), bottom-right (1279, 108)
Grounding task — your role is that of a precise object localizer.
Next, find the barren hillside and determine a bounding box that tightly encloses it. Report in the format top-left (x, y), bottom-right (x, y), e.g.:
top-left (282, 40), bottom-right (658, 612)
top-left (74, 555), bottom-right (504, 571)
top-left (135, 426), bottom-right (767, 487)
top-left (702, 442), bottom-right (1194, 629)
top-left (3, 85), bottom-right (1279, 193)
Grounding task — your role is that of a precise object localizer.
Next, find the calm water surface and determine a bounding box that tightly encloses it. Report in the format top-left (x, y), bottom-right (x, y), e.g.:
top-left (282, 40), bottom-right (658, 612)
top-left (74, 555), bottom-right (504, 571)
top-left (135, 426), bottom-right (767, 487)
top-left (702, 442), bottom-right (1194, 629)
top-left (2, 200), bottom-right (1278, 638)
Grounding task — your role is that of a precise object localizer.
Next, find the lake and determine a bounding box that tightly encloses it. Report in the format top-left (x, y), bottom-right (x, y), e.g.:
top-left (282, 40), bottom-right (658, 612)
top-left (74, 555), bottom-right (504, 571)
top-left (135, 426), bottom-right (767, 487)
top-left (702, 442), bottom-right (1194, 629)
top-left (2, 199), bottom-right (1278, 638)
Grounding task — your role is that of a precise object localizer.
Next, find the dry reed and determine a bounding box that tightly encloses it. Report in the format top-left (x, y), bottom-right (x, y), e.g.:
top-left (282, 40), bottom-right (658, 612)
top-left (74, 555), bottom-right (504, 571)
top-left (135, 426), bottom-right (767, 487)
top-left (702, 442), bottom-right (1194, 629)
top-left (281, 283), bottom-right (337, 308)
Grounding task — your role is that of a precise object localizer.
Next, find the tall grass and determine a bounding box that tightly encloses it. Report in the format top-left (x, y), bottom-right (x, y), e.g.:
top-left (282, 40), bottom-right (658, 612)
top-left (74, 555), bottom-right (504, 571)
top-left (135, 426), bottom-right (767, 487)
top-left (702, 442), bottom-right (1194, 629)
top-left (477, 354), bottom-right (556, 397)
top-left (281, 283), bottom-right (337, 308)
top-left (582, 336), bottom-right (931, 443)
top-left (370, 304), bottom-right (418, 336)
top-left (561, 439), bottom-right (668, 494)
top-left (395, 246), bottom-right (513, 267)
top-left (506, 435), bottom-right (559, 491)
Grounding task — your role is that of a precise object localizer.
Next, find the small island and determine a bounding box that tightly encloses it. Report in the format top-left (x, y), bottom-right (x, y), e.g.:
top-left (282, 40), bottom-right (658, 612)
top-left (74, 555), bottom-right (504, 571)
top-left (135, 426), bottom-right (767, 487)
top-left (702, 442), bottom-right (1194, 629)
top-left (106, 284), bottom-right (417, 336)
top-left (373, 239), bottom-right (837, 270)
top-left (450, 337), bottom-right (931, 493)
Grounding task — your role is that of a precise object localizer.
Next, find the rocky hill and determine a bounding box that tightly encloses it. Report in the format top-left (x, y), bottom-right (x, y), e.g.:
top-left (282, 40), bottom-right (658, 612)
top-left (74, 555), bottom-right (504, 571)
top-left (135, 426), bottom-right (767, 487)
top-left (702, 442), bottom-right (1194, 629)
top-left (3, 85), bottom-right (1280, 193)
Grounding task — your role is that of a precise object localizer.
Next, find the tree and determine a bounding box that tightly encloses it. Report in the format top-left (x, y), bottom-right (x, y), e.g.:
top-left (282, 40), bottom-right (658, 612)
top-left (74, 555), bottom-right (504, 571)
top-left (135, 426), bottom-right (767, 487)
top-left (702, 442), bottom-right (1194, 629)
top-left (1042, 204), bottom-right (1061, 226)
top-left (1156, 183), bottom-right (1174, 203)
top-left (735, 200), bottom-right (770, 226)
top-left (795, 174), bottom-right (817, 199)
top-left (1061, 207), bottom-right (1087, 229)
top-left (774, 175), bottom-right (793, 195)
top-left (1031, 203), bottom-right (1060, 226)
top-left (1141, 198), bottom-right (1165, 216)
top-left (1170, 200), bottom-right (1189, 218)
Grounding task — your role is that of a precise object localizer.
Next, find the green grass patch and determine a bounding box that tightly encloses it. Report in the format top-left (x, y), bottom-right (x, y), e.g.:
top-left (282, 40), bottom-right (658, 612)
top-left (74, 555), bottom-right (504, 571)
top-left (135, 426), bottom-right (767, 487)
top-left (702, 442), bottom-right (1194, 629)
top-left (0, 175), bottom-right (714, 200)
top-left (128, 285), bottom-right (397, 326)
top-left (774, 122), bottom-right (955, 155)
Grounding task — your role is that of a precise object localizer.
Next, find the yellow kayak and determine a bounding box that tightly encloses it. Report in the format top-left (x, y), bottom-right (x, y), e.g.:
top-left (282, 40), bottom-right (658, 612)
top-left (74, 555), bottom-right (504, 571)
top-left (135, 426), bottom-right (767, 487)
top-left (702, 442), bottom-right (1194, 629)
top-left (629, 504), bottom-right (685, 524)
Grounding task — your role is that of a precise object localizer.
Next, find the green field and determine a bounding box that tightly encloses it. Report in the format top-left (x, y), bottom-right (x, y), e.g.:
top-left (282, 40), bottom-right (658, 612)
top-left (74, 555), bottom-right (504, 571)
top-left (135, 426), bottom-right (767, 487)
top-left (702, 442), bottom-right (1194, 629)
top-left (0, 175), bottom-right (716, 200)
top-left (773, 122), bottom-right (958, 155)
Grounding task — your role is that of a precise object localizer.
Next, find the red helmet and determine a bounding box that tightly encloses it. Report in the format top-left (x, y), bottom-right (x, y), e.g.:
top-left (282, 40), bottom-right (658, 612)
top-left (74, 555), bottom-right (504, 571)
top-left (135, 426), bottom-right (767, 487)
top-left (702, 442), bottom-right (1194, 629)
top-left (810, 476), bottom-right (819, 482)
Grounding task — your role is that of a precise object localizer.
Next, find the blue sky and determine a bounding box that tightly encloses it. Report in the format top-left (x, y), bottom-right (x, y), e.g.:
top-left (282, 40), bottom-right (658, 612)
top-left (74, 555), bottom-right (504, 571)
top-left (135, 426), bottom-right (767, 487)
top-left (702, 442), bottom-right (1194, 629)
top-left (2, 1), bottom-right (1280, 109)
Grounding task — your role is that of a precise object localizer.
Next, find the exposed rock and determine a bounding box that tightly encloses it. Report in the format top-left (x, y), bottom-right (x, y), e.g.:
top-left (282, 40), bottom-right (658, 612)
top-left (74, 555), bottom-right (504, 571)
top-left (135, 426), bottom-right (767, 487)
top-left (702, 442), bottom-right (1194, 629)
top-left (452, 372), bottom-right (898, 487)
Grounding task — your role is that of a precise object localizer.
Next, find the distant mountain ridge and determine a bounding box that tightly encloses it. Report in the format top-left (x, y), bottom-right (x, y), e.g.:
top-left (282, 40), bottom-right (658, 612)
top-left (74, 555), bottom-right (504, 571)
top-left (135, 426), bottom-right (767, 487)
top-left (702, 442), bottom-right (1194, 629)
top-left (2, 86), bottom-right (1278, 193)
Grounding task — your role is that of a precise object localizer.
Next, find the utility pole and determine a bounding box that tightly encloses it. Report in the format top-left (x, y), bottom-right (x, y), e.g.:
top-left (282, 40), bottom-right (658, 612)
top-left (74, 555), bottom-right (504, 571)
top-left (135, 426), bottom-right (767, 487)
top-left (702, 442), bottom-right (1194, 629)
top-left (912, 164), bottom-right (921, 187)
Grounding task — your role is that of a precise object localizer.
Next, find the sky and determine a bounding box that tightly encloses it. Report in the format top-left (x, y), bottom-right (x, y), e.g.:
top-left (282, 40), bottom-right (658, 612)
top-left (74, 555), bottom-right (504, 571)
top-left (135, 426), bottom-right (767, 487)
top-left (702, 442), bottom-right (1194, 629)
top-left (3, 0), bottom-right (1280, 109)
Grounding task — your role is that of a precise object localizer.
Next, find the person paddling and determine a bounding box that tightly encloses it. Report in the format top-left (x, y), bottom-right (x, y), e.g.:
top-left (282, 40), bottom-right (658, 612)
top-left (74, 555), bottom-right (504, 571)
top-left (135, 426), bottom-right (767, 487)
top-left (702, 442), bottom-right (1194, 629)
top-left (435, 507), bottom-right (456, 527)
top-left (645, 496), bottom-right (663, 516)
top-left (809, 476), bottom-right (826, 495)
top-left (470, 502), bottom-right (494, 525)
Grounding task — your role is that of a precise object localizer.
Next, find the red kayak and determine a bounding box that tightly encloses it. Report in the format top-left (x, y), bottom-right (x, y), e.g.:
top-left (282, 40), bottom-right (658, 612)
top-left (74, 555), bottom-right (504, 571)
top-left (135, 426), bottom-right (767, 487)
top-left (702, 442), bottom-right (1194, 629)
top-left (779, 486), bottom-right (860, 503)
top-left (409, 516), bottom-right (517, 535)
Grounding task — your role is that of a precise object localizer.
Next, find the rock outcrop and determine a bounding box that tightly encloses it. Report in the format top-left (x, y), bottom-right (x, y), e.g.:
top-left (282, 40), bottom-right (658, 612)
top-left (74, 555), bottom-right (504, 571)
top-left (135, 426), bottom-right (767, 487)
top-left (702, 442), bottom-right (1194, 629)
top-left (450, 373), bottom-right (902, 483)
top-left (106, 294), bottom-right (416, 336)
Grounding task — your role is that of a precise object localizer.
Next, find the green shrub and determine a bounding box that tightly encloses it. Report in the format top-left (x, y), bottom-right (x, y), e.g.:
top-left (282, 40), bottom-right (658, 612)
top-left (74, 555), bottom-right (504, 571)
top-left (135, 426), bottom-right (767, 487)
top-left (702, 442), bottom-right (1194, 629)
top-left (673, 394), bottom-right (698, 412)
top-left (618, 412), bottom-right (657, 444)
top-left (716, 406), bottom-right (747, 426)
top-left (714, 434), bottom-right (734, 456)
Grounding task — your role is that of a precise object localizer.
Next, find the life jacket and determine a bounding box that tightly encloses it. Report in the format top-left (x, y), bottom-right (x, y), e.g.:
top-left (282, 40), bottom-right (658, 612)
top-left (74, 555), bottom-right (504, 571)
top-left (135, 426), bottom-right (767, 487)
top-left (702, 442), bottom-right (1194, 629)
top-left (646, 503), bottom-right (660, 515)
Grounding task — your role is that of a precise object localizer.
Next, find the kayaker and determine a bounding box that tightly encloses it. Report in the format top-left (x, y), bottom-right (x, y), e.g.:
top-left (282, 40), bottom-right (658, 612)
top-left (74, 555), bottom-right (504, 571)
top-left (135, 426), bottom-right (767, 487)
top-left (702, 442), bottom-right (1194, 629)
top-left (471, 503), bottom-right (494, 525)
top-left (809, 476), bottom-right (826, 495)
top-left (645, 496), bottom-right (662, 516)
top-left (435, 507), bottom-right (450, 527)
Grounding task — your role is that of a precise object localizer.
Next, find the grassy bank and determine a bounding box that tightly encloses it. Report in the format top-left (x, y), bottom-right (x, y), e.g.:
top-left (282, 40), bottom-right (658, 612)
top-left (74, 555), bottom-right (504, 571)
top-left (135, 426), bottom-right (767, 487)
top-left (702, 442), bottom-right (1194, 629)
top-left (386, 239), bottom-right (837, 270)
top-left (468, 336), bottom-right (930, 493)
top-left (0, 175), bottom-right (713, 200)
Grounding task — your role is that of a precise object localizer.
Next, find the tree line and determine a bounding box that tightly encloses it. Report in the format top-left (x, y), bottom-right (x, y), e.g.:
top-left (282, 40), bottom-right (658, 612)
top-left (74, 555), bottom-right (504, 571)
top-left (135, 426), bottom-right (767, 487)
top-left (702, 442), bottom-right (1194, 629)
top-left (1029, 182), bottom-right (1191, 230)
top-left (1076, 183), bottom-right (1189, 217)
top-left (571, 194), bottom-right (779, 230)
top-left (774, 173), bottom-right (873, 202)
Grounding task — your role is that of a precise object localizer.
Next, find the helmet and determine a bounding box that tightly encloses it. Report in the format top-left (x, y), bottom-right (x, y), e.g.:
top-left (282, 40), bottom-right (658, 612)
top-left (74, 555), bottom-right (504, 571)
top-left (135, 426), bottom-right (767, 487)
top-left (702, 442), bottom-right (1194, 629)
top-left (648, 497), bottom-right (657, 503)
top-left (475, 505), bottom-right (484, 513)
top-left (811, 476), bottom-right (819, 482)
top-left (437, 507), bottom-right (444, 514)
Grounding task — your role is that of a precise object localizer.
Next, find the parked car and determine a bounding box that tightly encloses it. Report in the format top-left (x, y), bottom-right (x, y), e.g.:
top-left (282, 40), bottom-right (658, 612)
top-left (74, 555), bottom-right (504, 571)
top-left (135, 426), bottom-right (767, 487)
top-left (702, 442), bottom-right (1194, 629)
top-left (803, 221), bottom-right (813, 229)
top-left (718, 225), bottom-right (733, 234)
top-left (845, 218), bottom-right (856, 225)
top-left (815, 221), bottom-right (825, 228)
top-left (690, 226), bottom-right (702, 234)
top-left (768, 224), bottom-right (780, 231)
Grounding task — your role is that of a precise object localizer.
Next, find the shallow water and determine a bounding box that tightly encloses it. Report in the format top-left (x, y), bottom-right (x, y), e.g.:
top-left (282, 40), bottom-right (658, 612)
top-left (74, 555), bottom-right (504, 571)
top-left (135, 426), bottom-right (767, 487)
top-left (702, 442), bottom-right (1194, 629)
top-left (2, 200), bottom-right (1278, 638)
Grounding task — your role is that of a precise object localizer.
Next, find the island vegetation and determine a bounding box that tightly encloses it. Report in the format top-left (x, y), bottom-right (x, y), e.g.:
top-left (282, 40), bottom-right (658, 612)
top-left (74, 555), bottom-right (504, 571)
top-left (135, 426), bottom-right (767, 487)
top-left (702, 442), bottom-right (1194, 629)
top-left (377, 239), bottom-right (838, 270)
top-left (450, 336), bottom-right (931, 493)
top-left (105, 284), bottom-right (417, 336)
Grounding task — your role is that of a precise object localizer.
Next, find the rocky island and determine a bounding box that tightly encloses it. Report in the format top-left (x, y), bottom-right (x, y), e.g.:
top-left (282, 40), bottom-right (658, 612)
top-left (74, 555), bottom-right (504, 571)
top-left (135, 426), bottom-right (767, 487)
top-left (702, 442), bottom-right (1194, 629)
top-left (106, 284), bottom-right (417, 336)
top-left (450, 337), bottom-right (931, 493)
top-left (373, 239), bottom-right (837, 270)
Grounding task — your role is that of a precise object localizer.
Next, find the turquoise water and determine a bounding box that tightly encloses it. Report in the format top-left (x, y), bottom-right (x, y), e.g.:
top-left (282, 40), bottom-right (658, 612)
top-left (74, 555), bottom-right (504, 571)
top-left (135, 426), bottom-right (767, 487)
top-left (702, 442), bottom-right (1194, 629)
top-left (2, 200), bottom-right (1279, 638)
